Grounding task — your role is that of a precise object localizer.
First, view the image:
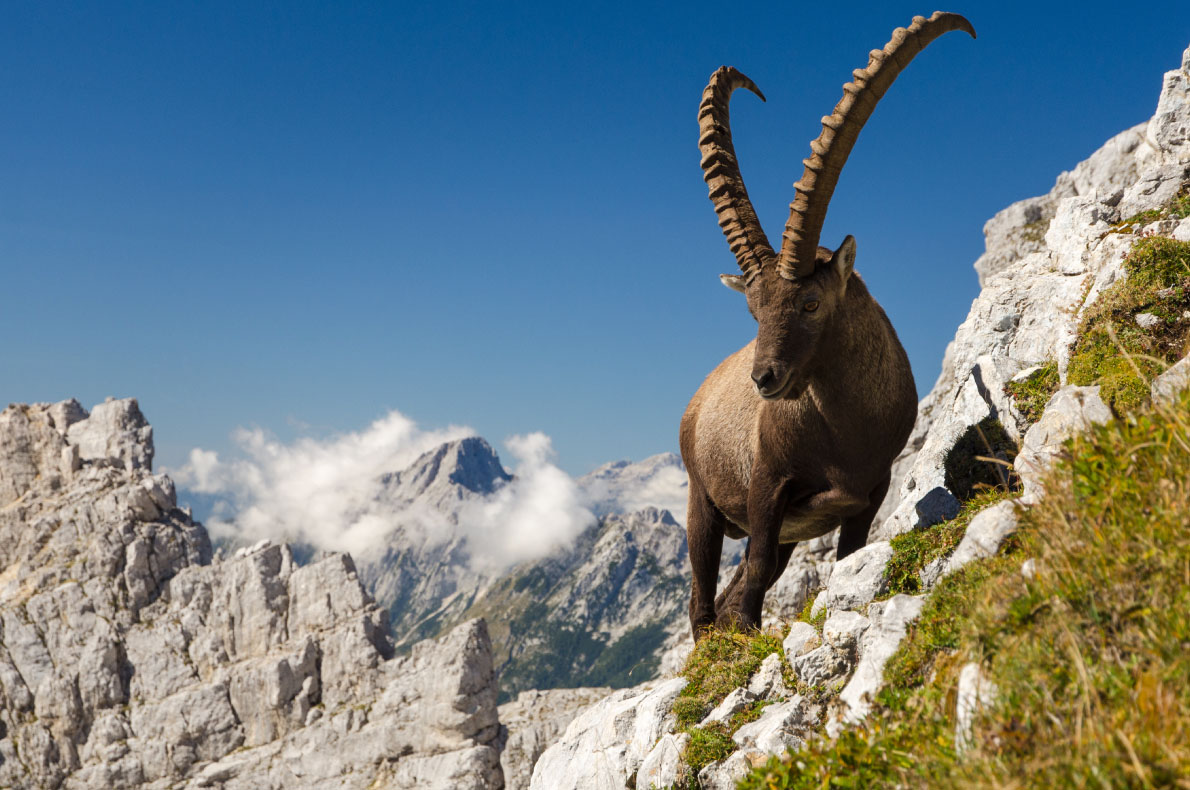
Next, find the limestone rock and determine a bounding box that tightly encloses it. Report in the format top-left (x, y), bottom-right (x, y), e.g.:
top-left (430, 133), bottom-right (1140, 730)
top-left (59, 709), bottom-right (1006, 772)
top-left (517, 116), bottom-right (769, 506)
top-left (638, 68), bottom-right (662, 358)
top-left (1015, 386), bottom-right (1112, 502)
top-left (746, 653), bottom-right (791, 700)
top-left (636, 732), bottom-right (689, 790)
top-left (699, 687), bottom-right (756, 728)
top-left (945, 501), bottom-right (1018, 572)
top-left (921, 501), bottom-right (1020, 590)
top-left (731, 696), bottom-right (817, 754)
top-left (1152, 355), bottom-right (1190, 405)
top-left (823, 542), bottom-right (893, 614)
top-left (697, 751), bottom-right (761, 790)
top-left (497, 687), bottom-right (612, 790)
top-left (822, 610), bottom-right (870, 654)
top-left (789, 645), bottom-right (848, 687)
top-left (1147, 46), bottom-right (1190, 165)
top-left (839, 595), bottom-right (926, 723)
top-left (955, 662), bottom-right (999, 753)
top-left (782, 621), bottom-right (820, 658)
top-left (527, 676), bottom-right (686, 790)
top-left (65, 397), bottom-right (154, 472)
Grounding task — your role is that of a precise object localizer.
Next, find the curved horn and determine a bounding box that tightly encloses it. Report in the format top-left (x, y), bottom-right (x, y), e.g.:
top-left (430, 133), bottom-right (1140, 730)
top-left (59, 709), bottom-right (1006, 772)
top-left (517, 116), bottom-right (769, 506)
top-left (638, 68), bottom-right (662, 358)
top-left (778, 11), bottom-right (976, 279)
top-left (699, 67), bottom-right (774, 280)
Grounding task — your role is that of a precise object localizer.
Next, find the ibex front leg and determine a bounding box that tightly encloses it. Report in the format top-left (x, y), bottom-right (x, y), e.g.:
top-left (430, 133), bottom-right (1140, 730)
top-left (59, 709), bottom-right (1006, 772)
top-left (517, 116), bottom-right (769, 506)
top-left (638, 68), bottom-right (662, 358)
top-left (719, 467), bottom-right (788, 631)
top-left (687, 479), bottom-right (725, 640)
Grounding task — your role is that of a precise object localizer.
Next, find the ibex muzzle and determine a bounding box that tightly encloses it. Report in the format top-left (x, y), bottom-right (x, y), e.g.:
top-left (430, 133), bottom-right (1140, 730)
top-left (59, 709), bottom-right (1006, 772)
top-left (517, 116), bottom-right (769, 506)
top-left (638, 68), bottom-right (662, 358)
top-left (680, 12), bottom-right (975, 636)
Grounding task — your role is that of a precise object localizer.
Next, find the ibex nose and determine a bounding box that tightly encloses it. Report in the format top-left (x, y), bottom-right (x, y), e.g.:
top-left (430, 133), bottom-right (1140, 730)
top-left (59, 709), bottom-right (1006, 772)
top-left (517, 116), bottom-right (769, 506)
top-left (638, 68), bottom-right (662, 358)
top-left (752, 368), bottom-right (777, 393)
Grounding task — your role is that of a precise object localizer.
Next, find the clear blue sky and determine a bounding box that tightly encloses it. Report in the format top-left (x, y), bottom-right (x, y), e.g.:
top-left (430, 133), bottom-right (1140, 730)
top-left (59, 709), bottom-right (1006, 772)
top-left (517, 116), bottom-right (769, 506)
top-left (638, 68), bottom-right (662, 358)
top-left (4, 1), bottom-right (1189, 475)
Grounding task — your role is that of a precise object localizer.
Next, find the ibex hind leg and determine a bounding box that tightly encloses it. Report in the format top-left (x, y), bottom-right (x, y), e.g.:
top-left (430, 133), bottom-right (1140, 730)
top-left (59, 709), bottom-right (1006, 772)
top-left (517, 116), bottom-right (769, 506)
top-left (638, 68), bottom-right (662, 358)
top-left (687, 480), bottom-right (727, 641)
top-left (835, 474), bottom-right (890, 560)
top-left (714, 540), bottom-right (796, 630)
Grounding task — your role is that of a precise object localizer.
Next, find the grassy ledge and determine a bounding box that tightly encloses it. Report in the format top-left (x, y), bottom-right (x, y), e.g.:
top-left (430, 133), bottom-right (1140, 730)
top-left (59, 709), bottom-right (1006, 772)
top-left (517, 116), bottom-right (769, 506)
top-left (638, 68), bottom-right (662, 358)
top-left (882, 488), bottom-right (1016, 598)
top-left (1068, 236), bottom-right (1190, 414)
top-left (674, 628), bottom-right (788, 778)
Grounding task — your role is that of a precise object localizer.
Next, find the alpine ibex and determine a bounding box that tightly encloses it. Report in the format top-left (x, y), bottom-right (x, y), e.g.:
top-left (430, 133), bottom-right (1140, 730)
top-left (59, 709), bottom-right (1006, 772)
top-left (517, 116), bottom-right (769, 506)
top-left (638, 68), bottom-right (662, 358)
top-left (680, 12), bottom-right (975, 636)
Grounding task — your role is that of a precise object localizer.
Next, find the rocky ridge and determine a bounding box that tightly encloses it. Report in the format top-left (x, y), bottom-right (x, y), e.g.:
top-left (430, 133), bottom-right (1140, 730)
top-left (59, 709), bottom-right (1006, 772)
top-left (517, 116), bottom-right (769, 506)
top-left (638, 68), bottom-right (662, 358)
top-left (0, 398), bottom-right (503, 789)
top-left (527, 42), bottom-right (1190, 790)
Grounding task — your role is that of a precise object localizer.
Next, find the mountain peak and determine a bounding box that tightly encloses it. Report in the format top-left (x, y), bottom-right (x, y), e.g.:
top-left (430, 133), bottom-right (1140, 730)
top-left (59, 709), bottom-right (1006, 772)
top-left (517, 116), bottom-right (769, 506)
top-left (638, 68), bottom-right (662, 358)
top-left (378, 436), bottom-right (512, 512)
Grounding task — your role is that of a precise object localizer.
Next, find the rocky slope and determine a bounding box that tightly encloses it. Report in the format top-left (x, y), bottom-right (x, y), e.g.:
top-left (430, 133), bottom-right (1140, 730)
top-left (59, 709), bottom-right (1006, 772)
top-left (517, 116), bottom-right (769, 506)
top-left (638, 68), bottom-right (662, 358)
top-left (527, 41), bottom-right (1190, 790)
top-left (0, 398), bottom-right (503, 789)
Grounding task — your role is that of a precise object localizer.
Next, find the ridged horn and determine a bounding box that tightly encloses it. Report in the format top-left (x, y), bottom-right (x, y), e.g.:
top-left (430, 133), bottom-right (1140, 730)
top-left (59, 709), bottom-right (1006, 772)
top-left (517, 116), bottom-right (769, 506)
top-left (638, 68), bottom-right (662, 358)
top-left (777, 11), bottom-right (976, 279)
top-left (698, 66), bottom-right (775, 280)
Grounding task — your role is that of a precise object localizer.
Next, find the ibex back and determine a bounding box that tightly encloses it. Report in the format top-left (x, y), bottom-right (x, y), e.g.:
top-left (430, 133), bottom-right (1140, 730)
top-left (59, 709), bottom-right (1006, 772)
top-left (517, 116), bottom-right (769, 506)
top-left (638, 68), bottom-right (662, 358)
top-left (680, 11), bottom-right (975, 637)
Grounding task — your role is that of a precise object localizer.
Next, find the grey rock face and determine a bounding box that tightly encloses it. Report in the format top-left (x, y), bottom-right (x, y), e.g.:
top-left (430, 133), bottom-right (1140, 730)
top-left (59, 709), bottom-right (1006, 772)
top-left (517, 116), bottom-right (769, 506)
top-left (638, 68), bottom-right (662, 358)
top-left (527, 677), bottom-right (686, 790)
top-left (636, 732), bottom-right (689, 790)
top-left (1015, 386), bottom-right (1113, 502)
top-left (838, 594), bottom-right (926, 724)
top-left (1147, 46), bottom-right (1190, 164)
top-left (496, 687), bottom-right (612, 790)
top-left (1152, 354), bottom-right (1190, 405)
top-left (823, 541), bottom-right (893, 615)
top-left (0, 400), bottom-right (503, 790)
top-left (359, 436), bottom-right (513, 650)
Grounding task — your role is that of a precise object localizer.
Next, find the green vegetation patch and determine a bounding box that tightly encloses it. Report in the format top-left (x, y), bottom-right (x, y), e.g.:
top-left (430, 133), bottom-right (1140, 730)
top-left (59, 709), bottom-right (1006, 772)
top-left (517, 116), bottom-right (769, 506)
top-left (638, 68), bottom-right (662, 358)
top-left (674, 628), bottom-right (785, 727)
top-left (942, 416), bottom-right (1018, 501)
top-left (738, 388), bottom-right (1190, 788)
top-left (1003, 360), bottom-right (1060, 426)
top-left (795, 590), bottom-right (825, 630)
top-left (673, 628), bottom-right (787, 781)
top-left (1068, 236), bottom-right (1190, 414)
top-left (882, 488), bottom-right (1016, 598)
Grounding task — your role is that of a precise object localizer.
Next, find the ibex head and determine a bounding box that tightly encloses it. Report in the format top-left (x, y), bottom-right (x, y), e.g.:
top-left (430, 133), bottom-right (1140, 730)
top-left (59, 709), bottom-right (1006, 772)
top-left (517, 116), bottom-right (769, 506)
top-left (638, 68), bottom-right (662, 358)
top-left (699, 12), bottom-right (975, 399)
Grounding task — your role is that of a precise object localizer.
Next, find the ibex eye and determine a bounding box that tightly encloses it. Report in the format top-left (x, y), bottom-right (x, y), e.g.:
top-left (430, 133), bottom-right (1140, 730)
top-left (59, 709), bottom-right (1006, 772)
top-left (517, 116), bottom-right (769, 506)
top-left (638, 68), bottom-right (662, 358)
top-left (804, 300), bottom-right (820, 312)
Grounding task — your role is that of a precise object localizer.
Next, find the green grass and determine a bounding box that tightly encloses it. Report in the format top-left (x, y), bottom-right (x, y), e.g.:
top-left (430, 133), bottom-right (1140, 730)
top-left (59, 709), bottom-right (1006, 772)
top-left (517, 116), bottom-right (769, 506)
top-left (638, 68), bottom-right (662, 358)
top-left (882, 488), bottom-right (1016, 598)
top-left (795, 590), bottom-right (825, 630)
top-left (674, 628), bottom-right (788, 781)
top-left (675, 628), bottom-right (786, 728)
top-left (1003, 360), bottom-right (1060, 426)
top-left (735, 386), bottom-right (1190, 789)
top-left (1068, 236), bottom-right (1190, 414)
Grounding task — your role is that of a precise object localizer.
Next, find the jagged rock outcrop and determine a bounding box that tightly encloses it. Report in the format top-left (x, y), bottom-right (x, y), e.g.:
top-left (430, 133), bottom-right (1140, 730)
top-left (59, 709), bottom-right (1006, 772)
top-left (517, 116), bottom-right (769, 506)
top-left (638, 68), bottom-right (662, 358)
top-left (497, 688), bottom-right (613, 790)
top-left (528, 43), bottom-right (1190, 790)
top-left (0, 398), bottom-right (503, 789)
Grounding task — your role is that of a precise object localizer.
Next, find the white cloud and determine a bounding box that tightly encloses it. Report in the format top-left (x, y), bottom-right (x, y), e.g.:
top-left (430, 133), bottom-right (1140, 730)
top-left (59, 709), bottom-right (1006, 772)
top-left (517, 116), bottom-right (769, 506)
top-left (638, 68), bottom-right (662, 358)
top-left (460, 432), bottom-right (595, 570)
top-left (168, 410), bottom-right (596, 571)
top-left (578, 454), bottom-right (690, 526)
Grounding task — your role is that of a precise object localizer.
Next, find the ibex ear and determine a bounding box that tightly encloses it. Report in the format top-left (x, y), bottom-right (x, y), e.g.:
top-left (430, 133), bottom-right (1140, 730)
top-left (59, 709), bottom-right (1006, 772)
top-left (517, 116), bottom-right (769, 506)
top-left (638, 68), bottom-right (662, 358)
top-left (719, 274), bottom-right (747, 294)
top-left (831, 235), bottom-right (856, 281)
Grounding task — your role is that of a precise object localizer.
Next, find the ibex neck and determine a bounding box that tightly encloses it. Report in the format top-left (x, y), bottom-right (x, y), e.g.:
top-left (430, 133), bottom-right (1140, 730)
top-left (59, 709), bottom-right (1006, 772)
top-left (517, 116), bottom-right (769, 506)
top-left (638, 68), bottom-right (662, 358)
top-left (808, 275), bottom-right (905, 400)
